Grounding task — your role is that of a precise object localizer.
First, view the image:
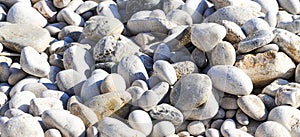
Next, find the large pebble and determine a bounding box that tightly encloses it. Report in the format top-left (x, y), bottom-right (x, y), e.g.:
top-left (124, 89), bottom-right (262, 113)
top-left (61, 9), bottom-right (84, 26)
top-left (191, 23), bottom-right (226, 52)
top-left (237, 95), bottom-right (268, 121)
top-left (29, 98), bottom-right (63, 116)
top-left (21, 83), bottom-right (47, 97)
top-left (84, 91), bottom-right (131, 119)
top-left (20, 46), bottom-right (50, 77)
top-left (207, 41), bottom-right (236, 66)
top-left (166, 9), bottom-right (192, 25)
top-left (82, 15), bottom-right (124, 42)
top-left (277, 0), bottom-right (300, 14)
top-left (207, 65), bottom-right (253, 95)
top-left (273, 28), bottom-right (300, 63)
top-left (40, 90), bottom-right (69, 109)
top-left (9, 91), bottom-right (36, 113)
top-left (235, 51), bottom-right (295, 87)
top-left (151, 121), bottom-right (175, 137)
top-left (9, 76), bottom-right (39, 97)
top-left (204, 6), bottom-right (263, 26)
top-left (150, 103), bottom-right (184, 125)
top-left (93, 34), bottom-right (140, 62)
top-left (56, 69), bottom-right (86, 96)
top-left (63, 46), bottom-right (94, 78)
top-left (0, 24), bottom-right (51, 53)
top-left (128, 109), bottom-right (152, 136)
top-left (1, 114), bottom-right (44, 137)
top-left (42, 109), bottom-right (85, 137)
top-left (255, 121), bottom-right (291, 137)
top-left (153, 60), bottom-right (177, 85)
top-left (98, 117), bottom-right (145, 137)
top-left (7, 2), bottom-right (47, 27)
top-left (117, 55), bottom-right (149, 87)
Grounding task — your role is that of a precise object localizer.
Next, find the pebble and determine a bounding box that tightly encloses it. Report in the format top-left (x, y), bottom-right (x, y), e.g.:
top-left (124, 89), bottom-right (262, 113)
top-left (126, 86), bottom-right (145, 106)
top-left (181, 0), bottom-right (207, 23)
top-left (220, 95), bottom-right (238, 110)
top-left (1, 114), bottom-right (44, 137)
top-left (150, 103), bottom-right (184, 126)
top-left (9, 91), bottom-right (36, 113)
top-left (29, 97), bottom-right (63, 116)
top-left (33, 0), bottom-right (57, 19)
top-left (191, 48), bottom-right (207, 68)
top-left (253, 0), bottom-right (279, 13)
top-left (0, 62), bottom-right (10, 82)
top-left (162, 0), bottom-right (184, 15)
top-left (237, 95), bottom-right (268, 121)
top-left (207, 41), bottom-right (236, 66)
top-left (235, 109), bottom-right (250, 126)
top-left (69, 102), bottom-right (98, 128)
top-left (117, 55), bottom-right (149, 87)
top-left (98, 117), bottom-right (145, 137)
top-left (152, 121), bottom-right (175, 137)
top-left (205, 128), bottom-right (220, 137)
top-left (42, 109), bottom-right (85, 137)
top-left (166, 9), bottom-right (192, 26)
top-left (172, 61), bottom-right (198, 79)
top-left (191, 23), bottom-right (226, 52)
top-left (7, 2), bottom-right (47, 27)
top-left (53, 0), bottom-right (70, 8)
top-left (0, 92), bottom-right (7, 108)
top-left (86, 126), bottom-right (98, 137)
top-left (153, 43), bottom-right (171, 62)
top-left (277, 0), bottom-right (300, 14)
top-left (132, 80), bottom-right (148, 91)
top-left (96, 0), bottom-right (120, 19)
top-left (255, 121), bottom-right (291, 137)
top-left (100, 73), bottom-right (126, 94)
top-left (40, 90), bottom-right (69, 109)
top-left (153, 60), bottom-right (177, 85)
top-left (253, 43), bottom-right (279, 53)
top-left (187, 121), bottom-right (205, 136)
top-left (235, 51), bottom-right (295, 87)
top-left (56, 69), bottom-right (86, 96)
top-left (275, 83), bottom-right (300, 107)
top-left (241, 18), bottom-right (270, 36)
top-left (0, 24), bottom-right (51, 53)
top-left (128, 109), bottom-right (152, 136)
top-left (44, 129), bottom-right (62, 137)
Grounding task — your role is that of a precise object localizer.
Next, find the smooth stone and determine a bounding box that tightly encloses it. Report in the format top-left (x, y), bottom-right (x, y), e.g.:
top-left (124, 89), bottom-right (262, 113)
top-left (277, 0), bottom-right (300, 14)
top-left (132, 80), bottom-right (148, 91)
top-left (9, 76), bottom-right (39, 97)
top-left (205, 128), bottom-right (220, 137)
top-left (296, 64), bottom-right (300, 83)
top-left (151, 121), bottom-right (175, 137)
top-left (7, 2), bottom-right (47, 27)
top-left (70, 102), bottom-right (98, 128)
top-left (93, 34), bottom-right (140, 62)
top-left (213, 108), bottom-right (226, 119)
top-left (191, 23), bottom-right (226, 52)
top-left (220, 95), bottom-right (238, 110)
top-left (9, 91), bottom-right (36, 113)
top-left (0, 24), bottom-right (51, 53)
top-left (181, 0), bottom-right (208, 23)
top-left (235, 109), bottom-right (249, 126)
top-left (44, 129), bottom-right (62, 137)
top-left (53, 0), bottom-right (70, 8)
top-left (207, 41), bottom-right (236, 66)
top-left (235, 51), bottom-right (295, 87)
top-left (128, 109), bottom-right (152, 136)
top-left (268, 106), bottom-right (300, 133)
top-left (207, 65), bottom-right (253, 95)
top-left (163, 26), bottom-right (191, 51)
top-left (221, 20), bottom-right (246, 44)
top-left (191, 48), bottom-right (207, 68)
top-left (63, 46), bottom-right (94, 78)
top-left (133, 32), bottom-right (161, 46)
top-left (117, 55), bottom-right (149, 87)
top-left (253, 0), bottom-right (279, 13)
top-left (61, 9), bottom-right (84, 26)
top-left (126, 86), bottom-right (145, 106)
top-left (162, 0), bottom-right (184, 14)
top-left (237, 95), bottom-right (268, 121)
top-left (48, 66), bottom-right (62, 83)
top-left (153, 43), bottom-right (171, 62)
top-left (253, 43), bottom-right (279, 53)
top-left (66, 95), bottom-right (82, 111)
top-left (42, 109), bottom-right (85, 137)
top-left (0, 83), bottom-right (10, 97)
top-left (0, 116), bottom-right (9, 134)
top-left (84, 91), bottom-right (131, 119)
top-left (257, 94), bottom-right (276, 110)
top-left (21, 83), bottom-right (48, 97)
top-left (241, 18), bottom-right (270, 36)
top-left (96, 0), bottom-right (121, 19)
top-left (46, 22), bottom-right (68, 36)
top-left (275, 83), bottom-right (300, 107)
top-left (211, 119), bottom-right (224, 130)
top-left (210, 0), bottom-right (261, 10)
top-left (255, 121), bottom-right (291, 137)
top-left (40, 90), bottom-right (69, 109)
top-left (33, 0), bottom-right (57, 19)
top-left (29, 98), bottom-right (63, 116)
top-left (98, 117), bottom-right (145, 137)
top-left (101, 73), bottom-right (126, 94)
top-left (265, 11), bottom-right (278, 28)
top-left (166, 9), bottom-right (192, 25)
top-left (20, 47), bottom-right (50, 77)
top-left (237, 29), bottom-right (275, 53)
top-left (57, 25), bottom-right (83, 41)
top-left (56, 69), bottom-right (86, 96)
top-left (153, 60), bottom-right (177, 85)
top-left (76, 1), bottom-right (97, 14)
top-left (225, 110), bottom-right (236, 119)
top-left (86, 126), bottom-right (98, 137)
top-left (4, 108), bottom-right (24, 118)
top-left (170, 73), bottom-right (211, 110)
top-left (273, 28), bottom-right (300, 63)
top-left (150, 103), bottom-right (184, 126)
top-left (0, 62), bottom-right (10, 82)
top-left (80, 71), bottom-right (108, 102)
top-left (187, 121), bottom-right (205, 136)
top-left (39, 78), bottom-right (57, 90)
top-left (82, 15), bottom-right (124, 42)
top-left (137, 90), bottom-right (160, 111)
top-left (1, 114), bottom-right (44, 137)
top-left (204, 6), bottom-right (263, 26)
top-left (172, 61), bottom-right (199, 79)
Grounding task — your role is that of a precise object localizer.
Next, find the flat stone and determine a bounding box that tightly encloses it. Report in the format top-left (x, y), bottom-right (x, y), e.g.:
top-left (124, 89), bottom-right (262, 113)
top-left (255, 121), bottom-right (291, 137)
top-left (56, 69), bottom-right (86, 96)
top-left (235, 51), bottom-right (295, 87)
top-left (7, 2), bottom-right (47, 27)
top-left (204, 6), bottom-right (263, 26)
top-left (237, 95), bottom-right (268, 121)
top-left (20, 47), bottom-right (50, 77)
top-left (29, 98), bottom-right (63, 116)
top-left (277, 0), bottom-right (300, 14)
top-left (207, 41), bottom-right (236, 66)
top-left (84, 91), bottom-right (131, 120)
top-left (207, 65), bottom-right (253, 95)
top-left (0, 24), bottom-right (51, 53)
top-left (82, 15), bottom-right (124, 42)
top-left (42, 109), bottom-right (85, 137)
top-left (63, 46), bottom-right (95, 78)
top-left (69, 102), bottom-right (98, 128)
top-left (128, 109), bottom-right (152, 136)
top-left (117, 55), bottom-right (149, 87)
top-left (150, 103), bottom-right (184, 125)
top-left (153, 60), bottom-right (177, 85)
top-left (191, 23), bottom-right (226, 52)
top-left (93, 34), bottom-right (140, 62)
top-left (1, 114), bottom-right (44, 137)
top-left (97, 117), bottom-right (145, 137)
top-left (273, 28), bottom-right (300, 63)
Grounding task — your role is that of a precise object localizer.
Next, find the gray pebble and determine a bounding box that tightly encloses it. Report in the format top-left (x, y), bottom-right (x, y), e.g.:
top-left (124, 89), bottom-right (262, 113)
top-left (264, 11), bottom-right (278, 28)
top-left (0, 92), bottom-right (7, 108)
top-left (29, 98), bottom-right (64, 116)
top-left (220, 95), bottom-right (238, 110)
top-left (277, 0), bottom-right (300, 14)
top-left (255, 121), bottom-right (291, 137)
top-left (257, 94), bottom-right (276, 110)
top-left (150, 103), bottom-right (184, 125)
top-left (191, 48), bottom-right (207, 68)
top-left (166, 9), bottom-right (192, 25)
top-left (56, 69), bottom-right (86, 96)
top-left (9, 91), bottom-right (36, 113)
top-left (205, 128), bottom-right (220, 137)
top-left (153, 60), bottom-right (177, 85)
top-left (210, 119), bottom-right (224, 130)
top-left (253, 0), bottom-right (279, 13)
top-left (225, 110), bottom-right (236, 119)
top-left (213, 108), bottom-right (226, 119)
top-left (187, 121), bottom-right (205, 136)
top-left (181, 0), bottom-right (208, 23)
top-left (236, 109), bottom-right (249, 126)
top-left (237, 95), bottom-right (268, 121)
top-left (153, 43), bottom-right (171, 62)
top-left (86, 126), bottom-right (98, 137)
top-left (241, 18), bottom-right (270, 36)
top-left (162, 0), bottom-right (184, 14)
top-left (0, 62), bottom-right (10, 82)
top-left (208, 41), bottom-right (236, 66)
top-left (70, 102), bottom-right (98, 128)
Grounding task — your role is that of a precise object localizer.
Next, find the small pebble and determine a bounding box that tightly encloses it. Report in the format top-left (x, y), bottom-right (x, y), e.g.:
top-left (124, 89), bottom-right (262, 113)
top-left (187, 121), bottom-right (205, 136)
top-left (152, 121), bottom-right (175, 137)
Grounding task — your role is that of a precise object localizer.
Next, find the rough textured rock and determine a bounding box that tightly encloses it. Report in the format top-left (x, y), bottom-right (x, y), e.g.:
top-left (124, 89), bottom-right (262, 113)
top-left (150, 103), bottom-right (184, 125)
top-left (220, 20), bottom-right (246, 44)
top-left (235, 51), bottom-right (295, 87)
top-left (172, 61), bottom-right (198, 79)
top-left (0, 24), bottom-right (51, 53)
top-left (69, 102), bottom-right (98, 128)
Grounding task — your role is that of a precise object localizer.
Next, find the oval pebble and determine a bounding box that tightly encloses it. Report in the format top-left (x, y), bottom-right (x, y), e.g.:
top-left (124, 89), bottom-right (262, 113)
top-left (150, 103), bottom-right (184, 126)
top-left (152, 121), bottom-right (175, 137)
top-left (128, 109), bottom-right (152, 136)
top-left (237, 95), bottom-right (268, 121)
top-left (255, 121), bottom-right (291, 137)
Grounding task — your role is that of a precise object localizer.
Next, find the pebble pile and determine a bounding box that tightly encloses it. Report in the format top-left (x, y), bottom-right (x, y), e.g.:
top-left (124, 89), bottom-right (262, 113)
top-left (1, 0), bottom-right (300, 137)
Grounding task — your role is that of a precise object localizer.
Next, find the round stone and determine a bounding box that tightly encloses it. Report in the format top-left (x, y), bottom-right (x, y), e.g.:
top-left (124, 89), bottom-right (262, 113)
top-left (208, 41), bottom-right (236, 66)
top-left (128, 110), bottom-right (152, 136)
top-left (101, 73), bottom-right (126, 94)
top-left (152, 121), bottom-right (175, 137)
top-left (187, 121), bottom-right (205, 136)
top-left (255, 121), bottom-right (291, 137)
top-left (237, 95), bottom-right (268, 121)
